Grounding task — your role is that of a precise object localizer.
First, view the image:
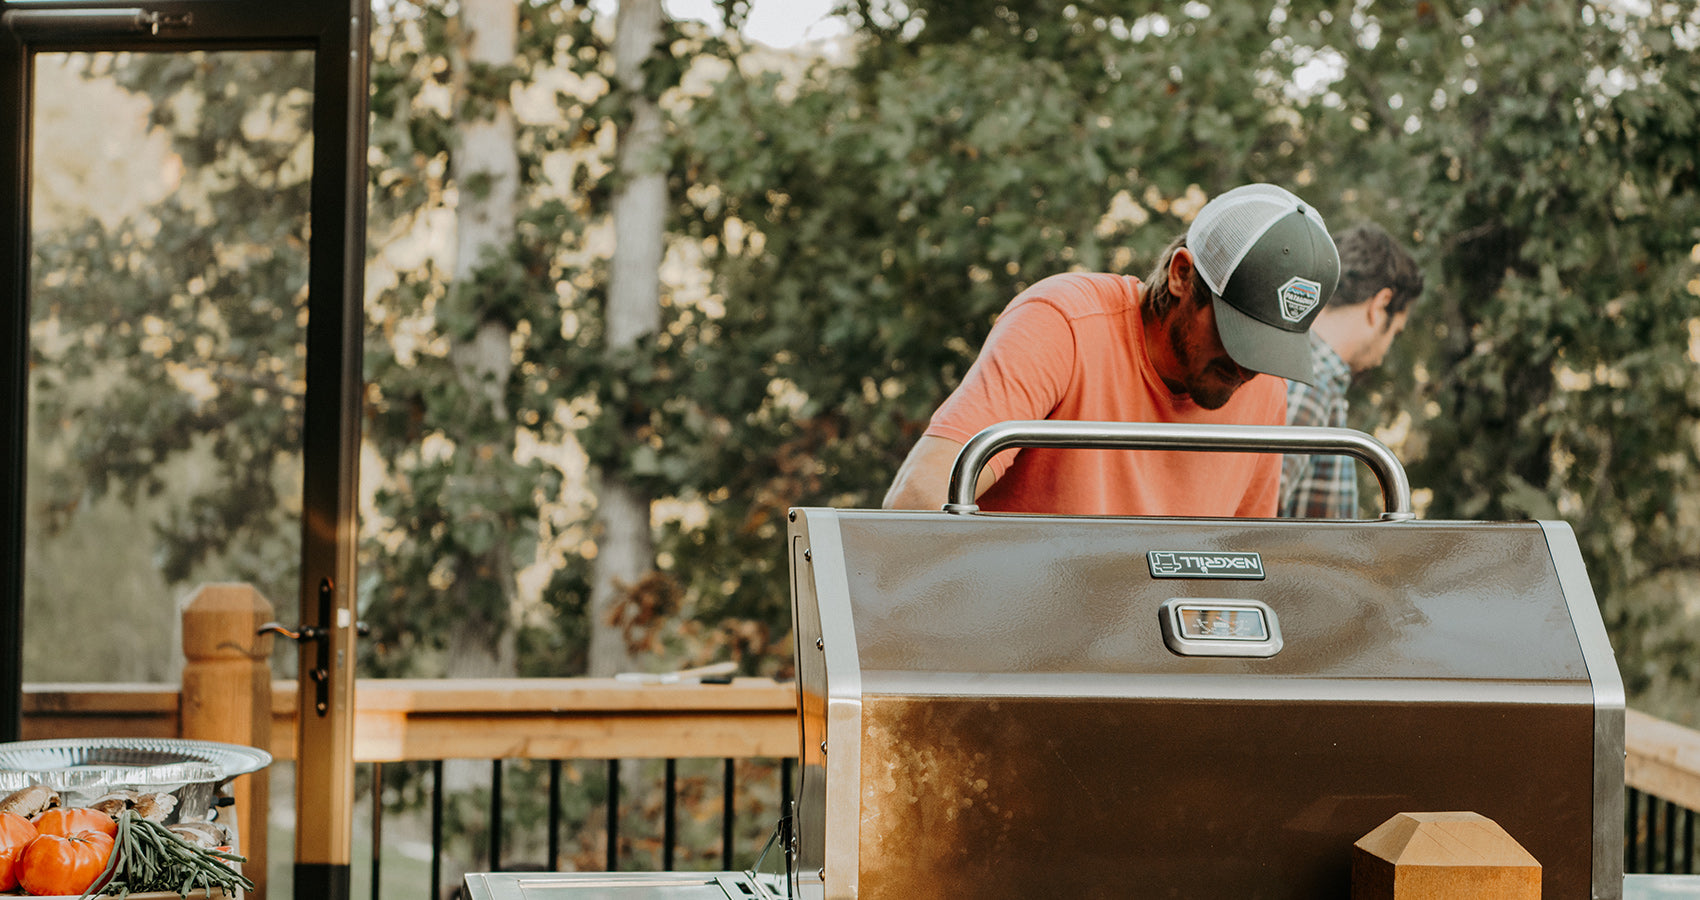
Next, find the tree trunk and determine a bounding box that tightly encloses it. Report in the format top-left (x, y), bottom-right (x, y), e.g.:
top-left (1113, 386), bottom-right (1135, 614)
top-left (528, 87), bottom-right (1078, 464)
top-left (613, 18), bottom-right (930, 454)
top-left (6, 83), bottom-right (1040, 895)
top-left (588, 0), bottom-right (668, 678)
top-left (446, 0), bottom-right (520, 683)
top-left (439, 4), bottom-right (519, 873)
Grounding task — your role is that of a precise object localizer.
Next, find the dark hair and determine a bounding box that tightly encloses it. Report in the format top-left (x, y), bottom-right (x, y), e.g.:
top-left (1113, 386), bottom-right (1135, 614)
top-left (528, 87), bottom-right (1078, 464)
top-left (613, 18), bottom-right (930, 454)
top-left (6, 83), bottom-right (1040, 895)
top-left (1330, 223), bottom-right (1424, 315)
top-left (1141, 233), bottom-right (1211, 323)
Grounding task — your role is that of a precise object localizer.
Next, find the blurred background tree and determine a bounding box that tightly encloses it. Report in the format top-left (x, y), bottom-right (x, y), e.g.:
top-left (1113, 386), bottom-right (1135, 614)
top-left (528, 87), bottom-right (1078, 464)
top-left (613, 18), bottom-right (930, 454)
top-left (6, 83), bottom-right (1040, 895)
top-left (671, 0), bottom-right (1700, 716)
top-left (18, 0), bottom-right (1700, 886)
top-left (21, 0), bottom-right (1700, 717)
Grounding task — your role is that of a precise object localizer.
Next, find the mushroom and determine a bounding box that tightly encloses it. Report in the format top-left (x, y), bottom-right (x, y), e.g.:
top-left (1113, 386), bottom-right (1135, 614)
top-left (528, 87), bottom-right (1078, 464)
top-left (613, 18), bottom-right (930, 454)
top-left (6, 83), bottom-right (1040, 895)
top-left (0, 783), bottom-right (61, 818)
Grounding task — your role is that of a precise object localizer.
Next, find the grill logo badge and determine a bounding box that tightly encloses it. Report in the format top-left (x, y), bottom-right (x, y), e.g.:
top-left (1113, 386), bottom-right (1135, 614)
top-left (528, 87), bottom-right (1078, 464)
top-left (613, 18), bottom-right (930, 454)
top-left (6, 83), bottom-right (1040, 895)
top-left (1148, 551), bottom-right (1265, 580)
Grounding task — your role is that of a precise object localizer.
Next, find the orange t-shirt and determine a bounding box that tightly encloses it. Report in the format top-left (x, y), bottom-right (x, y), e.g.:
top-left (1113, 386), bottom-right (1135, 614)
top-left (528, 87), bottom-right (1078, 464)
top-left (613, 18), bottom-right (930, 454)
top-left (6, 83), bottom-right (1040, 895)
top-left (925, 272), bottom-right (1287, 517)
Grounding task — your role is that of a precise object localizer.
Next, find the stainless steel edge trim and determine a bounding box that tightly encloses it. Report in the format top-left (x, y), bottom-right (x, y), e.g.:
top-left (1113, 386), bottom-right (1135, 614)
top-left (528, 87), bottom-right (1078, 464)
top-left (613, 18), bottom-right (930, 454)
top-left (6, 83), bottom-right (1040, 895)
top-left (787, 523), bottom-right (824, 900)
top-left (857, 671), bottom-right (1593, 706)
top-left (461, 872), bottom-right (770, 898)
top-left (945, 421), bottom-right (1413, 518)
top-left (808, 511), bottom-right (863, 899)
top-left (460, 873), bottom-right (493, 900)
top-left (1538, 519), bottom-right (1625, 900)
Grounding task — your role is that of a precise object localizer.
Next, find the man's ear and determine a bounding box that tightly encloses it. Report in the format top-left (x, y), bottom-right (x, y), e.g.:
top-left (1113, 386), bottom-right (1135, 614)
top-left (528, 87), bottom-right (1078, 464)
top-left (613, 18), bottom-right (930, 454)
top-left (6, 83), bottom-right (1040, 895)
top-left (1366, 287), bottom-right (1395, 330)
top-left (1169, 248), bottom-right (1200, 306)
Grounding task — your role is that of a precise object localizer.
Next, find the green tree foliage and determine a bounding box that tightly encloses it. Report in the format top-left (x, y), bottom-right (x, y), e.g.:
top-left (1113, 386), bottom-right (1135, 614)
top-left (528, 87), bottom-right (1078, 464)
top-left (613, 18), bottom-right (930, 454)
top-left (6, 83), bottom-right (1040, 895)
top-left (1284, 1), bottom-right (1700, 708)
top-left (26, 2), bottom-right (1700, 718)
top-left (652, 1), bottom-right (1700, 705)
top-left (360, 0), bottom-right (608, 675)
top-left (654, 2), bottom-right (1322, 650)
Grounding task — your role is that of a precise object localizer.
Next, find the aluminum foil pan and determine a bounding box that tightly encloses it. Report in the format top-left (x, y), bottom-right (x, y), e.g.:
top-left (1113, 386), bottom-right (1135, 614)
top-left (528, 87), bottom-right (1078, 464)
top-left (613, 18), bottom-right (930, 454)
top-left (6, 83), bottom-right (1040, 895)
top-left (20, 884), bottom-right (236, 891)
top-left (0, 738), bottom-right (270, 821)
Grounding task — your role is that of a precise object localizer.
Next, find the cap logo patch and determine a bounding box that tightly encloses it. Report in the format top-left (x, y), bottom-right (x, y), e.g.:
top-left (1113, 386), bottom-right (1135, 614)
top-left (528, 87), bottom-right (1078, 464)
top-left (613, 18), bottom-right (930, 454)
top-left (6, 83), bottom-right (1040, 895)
top-left (1278, 276), bottom-right (1322, 323)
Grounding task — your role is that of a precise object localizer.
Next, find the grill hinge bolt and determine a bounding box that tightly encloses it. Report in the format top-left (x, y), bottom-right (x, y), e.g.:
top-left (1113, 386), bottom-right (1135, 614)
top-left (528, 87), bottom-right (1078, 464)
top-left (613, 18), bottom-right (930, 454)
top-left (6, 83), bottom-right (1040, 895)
top-left (815, 637), bottom-right (824, 650)
top-left (817, 867), bottom-right (825, 880)
top-left (819, 740), bottom-right (827, 755)
top-left (803, 549), bottom-right (812, 562)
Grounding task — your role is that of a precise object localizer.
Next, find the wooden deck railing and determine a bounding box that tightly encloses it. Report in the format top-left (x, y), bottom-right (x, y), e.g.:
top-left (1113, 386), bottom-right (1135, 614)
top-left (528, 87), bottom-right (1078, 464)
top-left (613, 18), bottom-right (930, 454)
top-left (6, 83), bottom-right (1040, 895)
top-left (20, 677), bottom-right (795, 762)
top-left (19, 585), bottom-right (795, 899)
top-left (1626, 709), bottom-right (1700, 813)
top-left (23, 677), bottom-right (795, 900)
top-left (18, 583), bottom-right (1700, 896)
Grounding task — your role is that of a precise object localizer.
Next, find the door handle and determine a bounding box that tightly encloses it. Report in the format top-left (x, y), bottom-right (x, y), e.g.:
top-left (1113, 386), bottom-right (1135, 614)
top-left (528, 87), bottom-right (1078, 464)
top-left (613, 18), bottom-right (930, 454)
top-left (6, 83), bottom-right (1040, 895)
top-left (256, 622), bottom-right (324, 642)
top-left (255, 578), bottom-right (366, 717)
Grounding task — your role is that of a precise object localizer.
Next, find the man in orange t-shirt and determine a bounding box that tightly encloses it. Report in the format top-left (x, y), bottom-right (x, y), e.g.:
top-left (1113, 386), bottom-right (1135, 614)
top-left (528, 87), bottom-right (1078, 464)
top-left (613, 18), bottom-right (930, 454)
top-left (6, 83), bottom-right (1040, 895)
top-left (883, 183), bottom-right (1341, 517)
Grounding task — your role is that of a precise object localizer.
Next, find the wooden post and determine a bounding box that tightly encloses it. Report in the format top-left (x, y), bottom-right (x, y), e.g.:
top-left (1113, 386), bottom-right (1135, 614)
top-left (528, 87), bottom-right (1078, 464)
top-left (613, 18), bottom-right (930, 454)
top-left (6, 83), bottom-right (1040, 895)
top-left (181, 583), bottom-right (274, 900)
top-left (1354, 811), bottom-right (1540, 899)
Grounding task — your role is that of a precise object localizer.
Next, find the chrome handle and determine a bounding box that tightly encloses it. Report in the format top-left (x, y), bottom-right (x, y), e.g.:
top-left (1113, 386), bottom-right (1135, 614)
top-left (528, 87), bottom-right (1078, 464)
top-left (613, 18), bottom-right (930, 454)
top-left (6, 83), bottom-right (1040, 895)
top-left (944, 420), bottom-right (1414, 520)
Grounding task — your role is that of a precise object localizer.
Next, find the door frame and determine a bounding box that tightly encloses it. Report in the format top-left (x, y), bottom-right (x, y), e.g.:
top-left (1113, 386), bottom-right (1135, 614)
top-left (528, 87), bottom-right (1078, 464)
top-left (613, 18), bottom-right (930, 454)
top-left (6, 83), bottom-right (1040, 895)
top-left (0, 3), bottom-right (369, 897)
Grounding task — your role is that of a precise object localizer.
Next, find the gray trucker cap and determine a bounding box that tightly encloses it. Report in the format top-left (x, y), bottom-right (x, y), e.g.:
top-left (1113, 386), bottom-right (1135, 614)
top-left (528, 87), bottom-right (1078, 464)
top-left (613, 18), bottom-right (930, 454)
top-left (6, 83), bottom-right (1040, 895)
top-left (1187, 184), bottom-right (1340, 385)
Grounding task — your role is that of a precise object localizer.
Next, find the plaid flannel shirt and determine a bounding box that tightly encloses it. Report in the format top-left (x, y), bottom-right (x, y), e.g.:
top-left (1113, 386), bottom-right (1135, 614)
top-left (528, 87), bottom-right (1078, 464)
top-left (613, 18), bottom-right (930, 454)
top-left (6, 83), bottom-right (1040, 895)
top-left (1279, 334), bottom-right (1357, 518)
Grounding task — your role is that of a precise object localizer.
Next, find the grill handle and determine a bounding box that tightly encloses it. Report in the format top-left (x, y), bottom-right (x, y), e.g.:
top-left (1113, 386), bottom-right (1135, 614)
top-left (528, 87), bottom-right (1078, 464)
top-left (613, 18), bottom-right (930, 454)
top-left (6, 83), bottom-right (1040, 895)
top-left (945, 420), bottom-right (1415, 521)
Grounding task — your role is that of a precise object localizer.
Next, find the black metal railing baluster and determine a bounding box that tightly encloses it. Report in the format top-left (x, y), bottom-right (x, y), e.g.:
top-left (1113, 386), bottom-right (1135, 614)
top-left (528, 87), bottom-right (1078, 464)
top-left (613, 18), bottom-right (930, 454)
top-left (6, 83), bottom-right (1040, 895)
top-left (1662, 796), bottom-right (1672, 872)
top-left (1626, 789), bottom-right (1636, 872)
top-left (1685, 808), bottom-right (1695, 874)
top-left (1648, 795), bottom-right (1660, 873)
top-left (1645, 793), bottom-right (1656, 873)
top-left (548, 759), bottom-right (562, 871)
top-left (431, 760), bottom-right (444, 900)
top-left (722, 758), bottom-right (736, 867)
top-left (782, 757), bottom-right (794, 820)
top-left (413, 753), bottom-right (800, 889)
top-left (1642, 790), bottom-right (1652, 872)
top-left (1665, 796), bottom-right (1678, 873)
top-left (607, 759), bottom-right (621, 871)
top-left (491, 759), bottom-right (505, 871)
top-left (1617, 790), bottom-right (1700, 876)
top-left (663, 758), bottom-right (678, 870)
top-left (370, 761), bottom-right (382, 900)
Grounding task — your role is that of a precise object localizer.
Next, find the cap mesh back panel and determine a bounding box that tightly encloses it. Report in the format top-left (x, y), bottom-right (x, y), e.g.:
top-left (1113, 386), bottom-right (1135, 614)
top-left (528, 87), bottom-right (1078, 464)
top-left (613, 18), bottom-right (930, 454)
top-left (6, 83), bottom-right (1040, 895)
top-left (1190, 185), bottom-right (1299, 294)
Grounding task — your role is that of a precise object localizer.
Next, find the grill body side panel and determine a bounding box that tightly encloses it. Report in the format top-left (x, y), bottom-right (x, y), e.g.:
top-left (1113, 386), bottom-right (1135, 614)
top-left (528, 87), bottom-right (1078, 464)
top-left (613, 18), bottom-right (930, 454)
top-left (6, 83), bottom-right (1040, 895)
top-left (857, 692), bottom-right (1595, 900)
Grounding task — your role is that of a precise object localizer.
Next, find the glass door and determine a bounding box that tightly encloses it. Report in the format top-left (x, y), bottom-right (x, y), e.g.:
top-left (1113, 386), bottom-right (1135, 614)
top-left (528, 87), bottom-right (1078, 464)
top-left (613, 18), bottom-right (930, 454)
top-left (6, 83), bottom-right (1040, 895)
top-left (25, 47), bottom-right (313, 683)
top-left (0, 3), bottom-right (369, 898)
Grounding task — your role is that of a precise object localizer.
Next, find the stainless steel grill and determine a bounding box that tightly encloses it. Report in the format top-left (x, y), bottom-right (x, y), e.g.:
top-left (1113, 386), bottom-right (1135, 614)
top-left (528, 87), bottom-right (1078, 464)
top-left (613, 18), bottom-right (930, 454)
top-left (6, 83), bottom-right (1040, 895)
top-left (788, 422), bottom-right (1624, 900)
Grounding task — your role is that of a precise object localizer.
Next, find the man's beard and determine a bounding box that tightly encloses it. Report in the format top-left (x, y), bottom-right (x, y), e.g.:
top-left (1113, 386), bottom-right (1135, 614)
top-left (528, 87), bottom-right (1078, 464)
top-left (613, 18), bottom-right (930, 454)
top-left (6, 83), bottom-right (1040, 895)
top-left (1166, 318), bottom-right (1244, 410)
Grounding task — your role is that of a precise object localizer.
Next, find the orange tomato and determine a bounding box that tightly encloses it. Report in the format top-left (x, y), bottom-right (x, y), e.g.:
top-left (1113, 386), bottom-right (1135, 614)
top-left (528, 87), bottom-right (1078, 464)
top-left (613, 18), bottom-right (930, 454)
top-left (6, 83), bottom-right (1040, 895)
top-left (15, 830), bottom-right (115, 897)
top-left (32, 806), bottom-right (118, 839)
top-left (0, 811), bottom-right (38, 892)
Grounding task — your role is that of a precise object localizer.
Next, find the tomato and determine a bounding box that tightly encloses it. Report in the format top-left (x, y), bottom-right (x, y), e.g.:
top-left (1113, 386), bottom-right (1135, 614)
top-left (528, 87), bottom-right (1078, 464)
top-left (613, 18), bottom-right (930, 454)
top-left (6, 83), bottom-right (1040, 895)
top-left (15, 830), bottom-right (115, 897)
top-left (0, 811), bottom-right (38, 892)
top-left (32, 806), bottom-right (118, 839)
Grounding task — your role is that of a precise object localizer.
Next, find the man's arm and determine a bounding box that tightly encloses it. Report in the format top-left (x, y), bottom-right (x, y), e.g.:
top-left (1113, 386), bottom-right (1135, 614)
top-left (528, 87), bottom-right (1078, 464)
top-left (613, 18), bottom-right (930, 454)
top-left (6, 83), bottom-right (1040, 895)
top-left (883, 288), bottom-right (1075, 510)
top-left (882, 435), bottom-right (997, 510)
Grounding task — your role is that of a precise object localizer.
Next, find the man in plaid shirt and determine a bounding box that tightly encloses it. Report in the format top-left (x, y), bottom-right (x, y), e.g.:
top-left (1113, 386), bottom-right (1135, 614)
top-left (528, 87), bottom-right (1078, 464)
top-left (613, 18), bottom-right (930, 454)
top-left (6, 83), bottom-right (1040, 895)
top-left (1279, 224), bottom-right (1424, 518)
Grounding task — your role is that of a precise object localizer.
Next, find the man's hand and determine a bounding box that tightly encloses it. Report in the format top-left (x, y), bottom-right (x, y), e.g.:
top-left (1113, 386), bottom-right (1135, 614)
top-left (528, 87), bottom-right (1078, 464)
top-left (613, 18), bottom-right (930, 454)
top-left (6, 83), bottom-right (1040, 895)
top-left (882, 435), bottom-right (996, 509)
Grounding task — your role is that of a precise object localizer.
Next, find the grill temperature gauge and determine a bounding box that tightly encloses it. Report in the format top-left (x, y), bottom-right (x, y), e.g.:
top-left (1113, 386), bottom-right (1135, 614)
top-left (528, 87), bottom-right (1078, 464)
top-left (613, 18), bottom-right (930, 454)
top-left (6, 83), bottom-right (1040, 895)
top-left (1158, 598), bottom-right (1283, 658)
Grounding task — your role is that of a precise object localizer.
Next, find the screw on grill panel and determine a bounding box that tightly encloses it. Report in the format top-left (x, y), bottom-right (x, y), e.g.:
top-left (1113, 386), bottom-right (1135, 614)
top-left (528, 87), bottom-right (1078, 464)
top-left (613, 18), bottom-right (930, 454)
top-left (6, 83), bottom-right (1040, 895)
top-left (803, 549), bottom-right (812, 561)
top-left (815, 637), bottom-right (824, 650)
top-left (820, 740), bottom-right (827, 755)
top-left (817, 868), bottom-right (825, 880)
top-left (789, 510), bottom-right (796, 521)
